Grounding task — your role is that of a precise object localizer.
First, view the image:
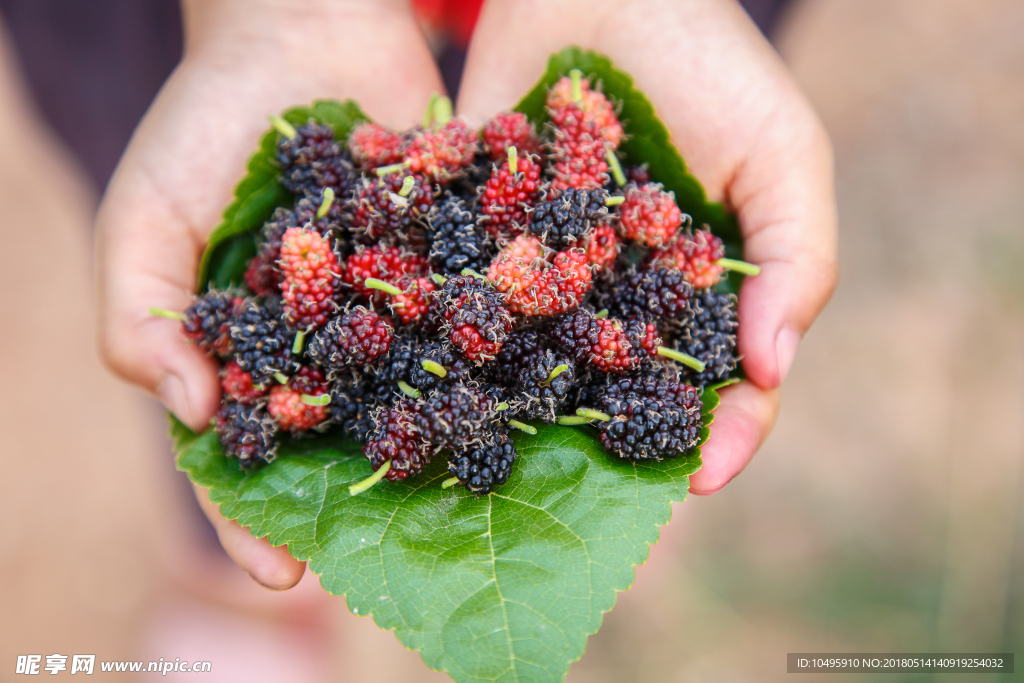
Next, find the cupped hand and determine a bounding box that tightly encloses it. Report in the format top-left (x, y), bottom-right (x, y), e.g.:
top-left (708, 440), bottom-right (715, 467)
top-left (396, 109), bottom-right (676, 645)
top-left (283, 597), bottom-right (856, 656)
top-left (457, 0), bottom-right (838, 493)
top-left (96, 0), bottom-right (445, 589)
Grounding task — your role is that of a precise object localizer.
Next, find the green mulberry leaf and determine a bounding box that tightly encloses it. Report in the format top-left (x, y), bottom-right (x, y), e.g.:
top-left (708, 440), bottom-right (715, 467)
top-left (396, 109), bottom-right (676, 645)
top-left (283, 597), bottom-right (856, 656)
top-left (176, 386), bottom-right (717, 682)
top-left (177, 48), bottom-right (743, 682)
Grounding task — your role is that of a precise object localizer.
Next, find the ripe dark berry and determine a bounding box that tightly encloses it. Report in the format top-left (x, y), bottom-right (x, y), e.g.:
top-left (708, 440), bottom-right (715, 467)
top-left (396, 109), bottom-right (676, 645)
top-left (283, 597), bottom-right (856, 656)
top-left (328, 369), bottom-right (393, 442)
top-left (220, 360), bottom-right (267, 405)
top-left (290, 364), bottom-right (330, 397)
top-left (182, 289), bottom-right (242, 356)
top-left (415, 383), bottom-right (497, 450)
top-left (514, 349), bottom-right (576, 423)
top-left (624, 317), bottom-right (662, 360)
top-left (548, 310), bottom-right (598, 365)
top-left (275, 119), bottom-right (355, 198)
top-left (487, 328), bottom-right (544, 385)
top-left (278, 227), bottom-right (342, 330)
top-left (550, 311), bottom-right (662, 374)
top-left (374, 335), bottom-right (473, 395)
top-left (434, 275), bottom-right (513, 362)
top-left (244, 247), bottom-right (280, 298)
top-left (675, 289), bottom-right (739, 387)
top-left (307, 307), bottom-right (393, 373)
top-left (364, 399), bottom-right (432, 481)
top-left (426, 194), bottom-right (491, 274)
top-left (480, 151), bottom-right (542, 238)
top-left (625, 164), bottom-right (650, 185)
top-left (481, 111), bottom-right (543, 161)
top-left (229, 301), bottom-right (300, 385)
top-left (215, 402), bottom-right (278, 467)
top-left (593, 376), bottom-right (703, 461)
top-left (349, 173), bottom-right (433, 243)
top-left (448, 430), bottom-right (517, 494)
top-left (594, 268), bottom-right (693, 326)
top-left (528, 188), bottom-right (609, 249)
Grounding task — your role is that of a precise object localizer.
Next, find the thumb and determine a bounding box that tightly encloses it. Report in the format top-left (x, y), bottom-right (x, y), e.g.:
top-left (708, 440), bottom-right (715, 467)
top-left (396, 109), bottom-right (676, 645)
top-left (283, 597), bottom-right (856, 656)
top-left (729, 108), bottom-right (838, 389)
top-left (96, 175), bottom-right (221, 432)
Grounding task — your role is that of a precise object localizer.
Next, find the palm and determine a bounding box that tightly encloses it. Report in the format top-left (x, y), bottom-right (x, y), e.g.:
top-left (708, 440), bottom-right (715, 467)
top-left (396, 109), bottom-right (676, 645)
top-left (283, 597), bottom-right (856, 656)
top-left (458, 0), bottom-right (837, 493)
top-left (96, 3), bottom-right (444, 588)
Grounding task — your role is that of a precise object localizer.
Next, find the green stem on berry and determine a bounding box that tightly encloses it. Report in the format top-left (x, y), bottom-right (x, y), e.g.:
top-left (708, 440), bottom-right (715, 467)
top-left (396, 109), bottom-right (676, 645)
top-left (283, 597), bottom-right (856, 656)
top-left (349, 460), bottom-right (391, 496)
top-left (576, 408), bottom-right (611, 422)
top-left (570, 69), bottom-right (584, 103)
top-left (441, 476), bottom-right (460, 489)
top-left (364, 277), bottom-right (403, 297)
top-left (604, 195), bottom-right (625, 207)
top-left (421, 359), bottom-right (448, 378)
top-left (433, 95), bottom-right (453, 125)
top-left (460, 268), bottom-right (487, 281)
top-left (375, 162), bottom-right (406, 177)
top-left (148, 307), bottom-right (186, 321)
top-left (273, 372), bottom-right (289, 385)
top-left (268, 114), bottom-right (297, 139)
top-left (507, 146), bottom-right (518, 174)
top-left (495, 402), bottom-right (510, 411)
top-left (300, 393), bottom-right (331, 406)
top-left (423, 92), bottom-right (439, 128)
top-left (397, 380), bottom-right (421, 399)
top-left (292, 330), bottom-right (306, 355)
top-left (556, 415), bottom-right (592, 426)
top-left (508, 419), bottom-right (537, 435)
top-left (397, 175), bottom-right (416, 198)
top-left (540, 364), bottom-right (570, 387)
top-left (316, 188), bottom-right (335, 219)
top-left (656, 346), bottom-right (707, 372)
top-left (716, 257), bottom-right (762, 276)
top-left (431, 273), bottom-right (448, 286)
top-left (606, 150), bottom-right (627, 187)
top-left (593, 309), bottom-right (609, 319)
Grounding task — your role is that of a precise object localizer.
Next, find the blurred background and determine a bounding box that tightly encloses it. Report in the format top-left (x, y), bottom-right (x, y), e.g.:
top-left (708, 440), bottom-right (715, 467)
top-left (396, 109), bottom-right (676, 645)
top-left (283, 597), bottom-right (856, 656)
top-left (0, 0), bottom-right (1021, 680)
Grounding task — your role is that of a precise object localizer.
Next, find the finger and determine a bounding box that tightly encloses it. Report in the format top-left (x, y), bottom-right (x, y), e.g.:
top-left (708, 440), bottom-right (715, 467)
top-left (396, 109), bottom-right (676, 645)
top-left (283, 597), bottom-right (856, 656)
top-left (96, 169), bottom-right (222, 432)
top-left (194, 485), bottom-right (306, 590)
top-left (729, 105), bottom-right (838, 390)
top-left (456, 0), bottom-right (574, 123)
top-left (689, 381), bottom-right (778, 495)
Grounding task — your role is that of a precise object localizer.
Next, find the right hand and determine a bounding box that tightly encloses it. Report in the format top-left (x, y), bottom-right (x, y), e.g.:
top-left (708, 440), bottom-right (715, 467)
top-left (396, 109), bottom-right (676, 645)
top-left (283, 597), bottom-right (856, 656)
top-left (96, 0), bottom-right (445, 590)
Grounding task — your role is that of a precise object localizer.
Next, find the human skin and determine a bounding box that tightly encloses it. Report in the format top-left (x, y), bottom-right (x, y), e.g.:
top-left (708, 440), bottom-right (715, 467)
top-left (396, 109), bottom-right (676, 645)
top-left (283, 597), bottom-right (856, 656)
top-left (457, 0), bottom-right (838, 495)
top-left (96, 0), bottom-right (446, 590)
top-left (97, 0), bottom-right (837, 589)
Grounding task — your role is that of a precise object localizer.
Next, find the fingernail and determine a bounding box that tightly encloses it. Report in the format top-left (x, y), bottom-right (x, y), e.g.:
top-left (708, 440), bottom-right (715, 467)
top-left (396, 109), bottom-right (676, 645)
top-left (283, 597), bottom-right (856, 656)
top-left (776, 325), bottom-right (801, 383)
top-left (157, 373), bottom-right (192, 425)
top-left (248, 572), bottom-right (289, 591)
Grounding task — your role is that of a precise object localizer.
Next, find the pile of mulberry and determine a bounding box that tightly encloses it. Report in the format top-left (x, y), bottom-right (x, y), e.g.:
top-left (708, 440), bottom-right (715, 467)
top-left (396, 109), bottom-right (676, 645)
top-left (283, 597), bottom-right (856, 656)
top-left (164, 85), bottom-right (759, 495)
